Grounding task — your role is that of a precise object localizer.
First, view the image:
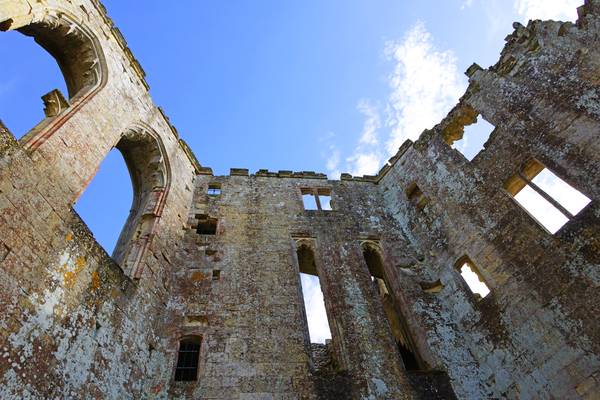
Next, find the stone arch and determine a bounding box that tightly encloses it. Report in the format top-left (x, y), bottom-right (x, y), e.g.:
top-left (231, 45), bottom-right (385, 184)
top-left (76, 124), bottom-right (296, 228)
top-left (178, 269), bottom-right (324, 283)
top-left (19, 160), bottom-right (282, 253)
top-left (112, 124), bottom-right (171, 279)
top-left (0, 7), bottom-right (107, 149)
top-left (360, 240), bottom-right (386, 279)
top-left (359, 240), bottom-right (424, 370)
top-left (295, 238), bottom-right (319, 276)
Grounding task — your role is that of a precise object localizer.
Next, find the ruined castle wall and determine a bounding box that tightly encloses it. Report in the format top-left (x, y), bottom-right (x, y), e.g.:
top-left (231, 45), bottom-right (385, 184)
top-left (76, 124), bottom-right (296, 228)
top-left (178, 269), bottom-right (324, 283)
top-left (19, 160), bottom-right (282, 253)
top-left (0, 0), bottom-right (599, 399)
top-left (0, 0), bottom-right (197, 397)
top-left (166, 171), bottom-right (434, 399)
top-left (377, 7), bottom-right (600, 398)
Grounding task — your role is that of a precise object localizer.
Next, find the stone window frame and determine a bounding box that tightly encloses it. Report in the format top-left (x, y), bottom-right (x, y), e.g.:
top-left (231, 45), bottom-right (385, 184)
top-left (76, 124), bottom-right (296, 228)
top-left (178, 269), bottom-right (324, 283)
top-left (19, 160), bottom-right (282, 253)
top-left (300, 187), bottom-right (333, 211)
top-left (194, 214), bottom-right (218, 236)
top-left (503, 158), bottom-right (591, 234)
top-left (1, 10), bottom-right (109, 150)
top-left (111, 124), bottom-right (172, 280)
top-left (292, 237), bottom-right (348, 371)
top-left (360, 240), bottom-right (426, 371)
top-left (207, 182), bottom-right (221, 196)
top-left (454, 255), bottom-right (491, 301)
top-left (173, 335), bottom-right (203, 382)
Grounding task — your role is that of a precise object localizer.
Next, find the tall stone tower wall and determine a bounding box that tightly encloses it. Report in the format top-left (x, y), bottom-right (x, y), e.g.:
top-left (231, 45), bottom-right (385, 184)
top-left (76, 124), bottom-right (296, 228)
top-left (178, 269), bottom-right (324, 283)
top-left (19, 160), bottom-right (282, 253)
top-left (0, 0), bottom-right (599, 398)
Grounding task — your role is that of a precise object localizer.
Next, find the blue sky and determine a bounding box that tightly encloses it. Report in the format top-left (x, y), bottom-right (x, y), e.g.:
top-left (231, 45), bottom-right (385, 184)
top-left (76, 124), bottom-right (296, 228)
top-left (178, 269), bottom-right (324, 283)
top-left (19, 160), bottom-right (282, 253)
top-left (0, 0), bottom-right (582, 342)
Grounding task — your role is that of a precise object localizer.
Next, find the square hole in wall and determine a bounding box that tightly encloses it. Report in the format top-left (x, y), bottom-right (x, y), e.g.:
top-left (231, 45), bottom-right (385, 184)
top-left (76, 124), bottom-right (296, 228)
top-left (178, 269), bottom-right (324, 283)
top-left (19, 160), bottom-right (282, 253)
top-left (207, 183), bottom-right (221, 196)
top-left (456, 257), bottom-right (490, 299)
top-left (212, 270), bottom-right (221, 280)
top-left (196, 214), bottom-right (218, 235)
top-left (451, 116), bottom-right (495, 161)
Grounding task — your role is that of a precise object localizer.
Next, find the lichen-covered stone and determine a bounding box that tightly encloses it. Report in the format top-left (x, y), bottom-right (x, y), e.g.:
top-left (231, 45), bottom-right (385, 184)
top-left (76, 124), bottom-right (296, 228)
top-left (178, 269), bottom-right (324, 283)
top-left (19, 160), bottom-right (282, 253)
top-left (0, 0), bottom-right (599, 399)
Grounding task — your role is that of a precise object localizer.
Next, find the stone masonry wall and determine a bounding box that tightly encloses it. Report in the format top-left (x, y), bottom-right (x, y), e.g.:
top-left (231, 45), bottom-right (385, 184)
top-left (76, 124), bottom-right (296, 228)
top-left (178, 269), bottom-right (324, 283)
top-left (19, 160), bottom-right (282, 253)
top-left (0, 0), bottom-right (599, 399)
top-left (376, 3), bottom-right (600, 398)
top-left (167, 171), bottom-right (421, 399)
top-left (0, 0), bottom-right (196, 397)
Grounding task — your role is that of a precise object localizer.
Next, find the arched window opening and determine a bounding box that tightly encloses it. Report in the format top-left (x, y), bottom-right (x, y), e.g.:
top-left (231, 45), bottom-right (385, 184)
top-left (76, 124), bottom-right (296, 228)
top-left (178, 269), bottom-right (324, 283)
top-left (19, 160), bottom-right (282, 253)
top-left (362, 243), bottom-right (422, 371)
top-left (1, 12), bottom-right (105, 145)
top-left (174, 336), bottom-right (202, 382)
top-left (0, 31), bottom-right (67, 139)
top-left (74, 149), bottom-right (132, 255)
top-left (296, 243), bottom-right (332, 344)
top-left (74, 126), bottom-right (170, 279)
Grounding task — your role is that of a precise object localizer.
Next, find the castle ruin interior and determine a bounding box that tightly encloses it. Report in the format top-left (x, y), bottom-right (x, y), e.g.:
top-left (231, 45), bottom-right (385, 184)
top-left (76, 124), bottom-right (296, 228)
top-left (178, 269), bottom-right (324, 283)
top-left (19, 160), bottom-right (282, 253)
top-left (1, 0), bottom-right (599, 398)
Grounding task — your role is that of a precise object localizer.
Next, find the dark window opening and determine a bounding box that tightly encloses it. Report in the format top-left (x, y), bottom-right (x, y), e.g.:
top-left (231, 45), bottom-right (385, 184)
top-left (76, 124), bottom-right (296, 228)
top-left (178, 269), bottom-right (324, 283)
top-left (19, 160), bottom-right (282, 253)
top-left (212, 270), bottom-right (220, 280)
top-left (196, 214), bottom-right (217, 235)
top-left (207, 183), bottom-right (221, 196)
top-left (174, 337), bottom-right (201, 382)
top-left (406, 182), bottom-right (428, 210)
top-left (505, 159), bottom-right (591, 234)
top-left (301, 188), bottom-right (333, 211)
top-left (362, 243), bottom-right (422, 371)
top-left (398, 342), bottom-right (419, 371)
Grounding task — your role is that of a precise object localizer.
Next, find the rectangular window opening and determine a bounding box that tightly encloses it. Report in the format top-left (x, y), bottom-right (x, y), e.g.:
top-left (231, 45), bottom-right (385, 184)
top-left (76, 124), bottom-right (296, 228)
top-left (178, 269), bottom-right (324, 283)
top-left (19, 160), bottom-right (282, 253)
top-left (505, 160), bottom-right (591, 234)
top-left (302, 193), bottom-right (319, 210)
top-left (174, 338), bottom-right (201, 382)
top-left (456, 257), bottom-right (490, 299)
top-left (363, 244), bottom-right (421, 370)
top-left (296, 244), bottom-right (332, 344)
top-left (449, 115), bottom-right (495, 161)
top-left (300, 272), bottom-right (332, 344)
top-left (196, 214), bottom-right (218, 235)
top-left (301, 188), bottom-right (333, 211)
top-left (212, 269), bottom-right (220, 280)
top-left (207, 183), bottom-right (221, 196)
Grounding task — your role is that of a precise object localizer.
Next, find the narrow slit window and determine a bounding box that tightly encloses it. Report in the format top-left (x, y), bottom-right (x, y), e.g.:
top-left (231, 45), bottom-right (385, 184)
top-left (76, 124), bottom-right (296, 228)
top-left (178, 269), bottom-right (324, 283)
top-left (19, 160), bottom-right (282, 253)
top-left (212, 269), bottom-right (220, 280)
top-left (301, 188), bottom-right (333, 211)
top-left (174, 337), bottom-right (201, 381)
top-left (207, 183), bottom-right (221, 196)
top-left (505, 159), bottom-right (591, 234)
top-left (450, 116), bottom-right (495, 161)
top-left (456, 257), bottom-right (490, 299)
top-left (296, 244), bottom-right (332, 344)
top-left (196, 214), bottom-right (218, 235)
top-left (363, 243), bottom-right (421, 370)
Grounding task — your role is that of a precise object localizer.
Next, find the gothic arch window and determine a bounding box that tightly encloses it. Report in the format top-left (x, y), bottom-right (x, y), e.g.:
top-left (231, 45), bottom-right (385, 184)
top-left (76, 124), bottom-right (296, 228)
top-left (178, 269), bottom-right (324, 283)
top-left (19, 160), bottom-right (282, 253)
top-left (0, 10), bottom-right (107, 147)
top-left (174, 336), bottom-right (202, 382)
top-left (361, 241), bottom-right (423, 371)
top-left (295, 240), bottom-right (332, 344)
top-left (75, 124), bottom-right (171, 279)
top-left (113, 126), bottom-right (171, 278)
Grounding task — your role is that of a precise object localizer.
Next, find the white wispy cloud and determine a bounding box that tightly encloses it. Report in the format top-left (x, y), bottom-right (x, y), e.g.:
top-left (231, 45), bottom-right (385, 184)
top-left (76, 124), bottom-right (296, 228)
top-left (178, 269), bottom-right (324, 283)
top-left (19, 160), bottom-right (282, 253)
top-left (346, 99), bottom-right (384, 176)
top-left (325, 22), bottom-right (466, 178)
top-left (357, 99), bottom-right (380, 146)
top-left (514, 0), bottom-right (580, 21)
top-left (461, 0), bottom-right (474, 10)
top-left (384, 22), bottom-right (466, 154)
